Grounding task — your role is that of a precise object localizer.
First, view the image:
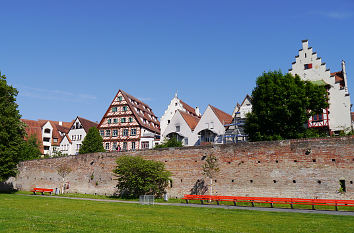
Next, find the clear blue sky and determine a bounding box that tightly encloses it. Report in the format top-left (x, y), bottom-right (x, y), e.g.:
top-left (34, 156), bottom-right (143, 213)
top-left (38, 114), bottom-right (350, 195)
top-left (1, 0), bottom-right (353, 122)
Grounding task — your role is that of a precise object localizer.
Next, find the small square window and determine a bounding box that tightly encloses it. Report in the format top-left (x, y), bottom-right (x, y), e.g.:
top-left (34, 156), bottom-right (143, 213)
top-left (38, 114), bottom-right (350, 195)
top-left (121, 118), bottom-right (126, 123)
top-left (105, 130), bottom-right (111, 137)
top-left (123, 106), bottom-right (128, 111)
top-left (113, 130), bottom-right (118, 137)
top-left (129, 117), bottom-right (133, 123)
top-left (112, 107), bottom-right (117, 112)
top-left (131, 128), bottom-right (136, 136)
top-left (118, 96), bottom-right (122, 102)
top-left (176, 125), bottom-right (180, 132)
top-left (105, 143), bottom-right (110, 150)
top-left (100, 130), bottom-right (104, 136)
top-left (113, 118), bottom-right (118, 123)
top-left (123, 129), bottom-right (128, 136)
top-left (107, 119), bottom-right (111, 124)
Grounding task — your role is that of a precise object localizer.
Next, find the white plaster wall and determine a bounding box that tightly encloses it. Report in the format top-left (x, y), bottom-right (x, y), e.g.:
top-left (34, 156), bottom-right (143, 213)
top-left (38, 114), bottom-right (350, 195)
top-left (41, 121), bottom-right (53, 155)
top-left (68, 128), bottom-right (86, 155)
top-left (289, 41), bottom-right (352, 133)
top-left (190, 106), bottom-right (226, 145)
top-left (239, 98), bottom-right (252, 118)
top-left (59, 136), bottom-right (71, 155)
top-left (162, 111), bottom-right (193, 146)
top-left (160, 96), bottom-right (186, 140)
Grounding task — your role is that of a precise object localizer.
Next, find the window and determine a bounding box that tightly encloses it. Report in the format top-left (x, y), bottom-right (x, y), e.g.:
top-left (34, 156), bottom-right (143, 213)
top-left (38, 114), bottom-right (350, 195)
top-left (44, 128), bottom-right (51, 133)
top-left (113, 130), bottom-right (118, 137)
top-left (312, 114), bottom-right (323, 122)
top-left (79, 135), bottom-right (82, 140)
top-left (132, 141), bottom-right (136, 150)
top-left (105, 130), bottom-right (111, 137)
top-left (121, 118), bottom-right (126, 123)
top-left (53, 138), bottom-right (58, 143)
top-left (123, 106), bottom-right (128, 111)
top-left (123, 142), bottom-right (127, 150)
top-left (76, 122), bottom-right (80, 128)
top-left (76, 144), bottom-right (81, 150)
top-left (107, 119), bottom-right (111, 124)
top-left (44, 146), bottom-right (50, 150)
top-left (168, 120), bottom-right (170, 124)
top-left (340, 180), bottom-right (346, 192)
top-left (117, 96), bottom-right (122, 102)
top-left (113, 142), bottom-right (117, 150)
top-left (141, 141), bottom-right (149, 149)
top-left (176, 125), bottom-right (180, 132)
top-left (304, 63), bottom-right (313, 69)
top-left (129, 117), bottom-right (133, 123)
top-left (105, 143), bottom-right (110, 150)
top-left (112, 107), bottom-right (117, 112)
top-left (113, 118), bottom-right (118, 123)
top-left (131, 128), bottom-right (136, 136)
top-left (184, 138), bottom-right (188, 145)
top-left (123, 128), bottom-right (128, 136)
top-left (53, 147), bottom-right (57, 151)
top-left (100, 130), bottom-right (104, 136)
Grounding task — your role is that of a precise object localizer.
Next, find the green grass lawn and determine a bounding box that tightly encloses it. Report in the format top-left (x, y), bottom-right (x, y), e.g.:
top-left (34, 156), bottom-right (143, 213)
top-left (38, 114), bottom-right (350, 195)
top-left (1, 194), bottom-right (354, 233)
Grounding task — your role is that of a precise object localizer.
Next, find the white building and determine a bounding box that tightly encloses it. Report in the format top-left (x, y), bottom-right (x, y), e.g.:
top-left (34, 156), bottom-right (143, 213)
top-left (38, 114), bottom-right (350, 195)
top-left (163, 105), bottom-right (232, 146)
top-left (160, 93), bottom-right (200, 141)
top-left (59, 117), bottom-right (98, 155)
top-left (289, 40), bottom-right (352, 134)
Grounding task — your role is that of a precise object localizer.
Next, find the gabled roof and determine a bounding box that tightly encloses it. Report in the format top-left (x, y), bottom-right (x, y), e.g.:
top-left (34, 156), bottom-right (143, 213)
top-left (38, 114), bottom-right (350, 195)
top-left (209, 105), bottom-right (233, 125)
top-left (240, 94), bottom-right (252, 107)
top-left (59, 134), bottom-right (72, 144)
top-left (179, 99), bottom-right (200, 117)
top-left (71, 116), bottom-right (98, 133)
top-left (99, 90), bottom-right (160, 134)
top-left (179, 110), bottom-right (200, 131)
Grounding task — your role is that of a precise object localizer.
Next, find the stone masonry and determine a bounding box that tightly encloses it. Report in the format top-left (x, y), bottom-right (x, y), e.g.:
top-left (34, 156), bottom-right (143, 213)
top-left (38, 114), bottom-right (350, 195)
top-left (12, 136), bottom-right (354, 199)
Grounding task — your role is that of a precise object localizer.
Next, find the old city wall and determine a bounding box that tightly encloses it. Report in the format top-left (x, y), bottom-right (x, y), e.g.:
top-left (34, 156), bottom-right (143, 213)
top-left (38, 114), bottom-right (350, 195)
top-left (12, 136), bottom-right (354, 199)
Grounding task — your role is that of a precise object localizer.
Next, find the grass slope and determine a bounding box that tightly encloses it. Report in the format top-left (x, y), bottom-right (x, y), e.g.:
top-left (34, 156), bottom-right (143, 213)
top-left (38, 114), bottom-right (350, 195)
top-left (0, 194), bottom-right (354, 232)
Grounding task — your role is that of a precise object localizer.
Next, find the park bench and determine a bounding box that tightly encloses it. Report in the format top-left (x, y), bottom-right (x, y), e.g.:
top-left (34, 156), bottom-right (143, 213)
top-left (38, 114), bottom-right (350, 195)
top-left (31, 188), bottom-right (54, 195)
top-left (182, 195), bottom-right (354, 211)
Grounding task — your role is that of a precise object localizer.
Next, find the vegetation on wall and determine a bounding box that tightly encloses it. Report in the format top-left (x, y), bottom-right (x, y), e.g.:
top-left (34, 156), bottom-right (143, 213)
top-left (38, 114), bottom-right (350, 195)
top-left (155, 137), bottom-right (182, 148)
top-left (245, 71), bottom-right (329, 141)
top-left (113, 155), bottom-right (171, 198)
top-left (79, 127), bottom-right (105, 154)
top-left (0, 72), bottom-right (41, 181)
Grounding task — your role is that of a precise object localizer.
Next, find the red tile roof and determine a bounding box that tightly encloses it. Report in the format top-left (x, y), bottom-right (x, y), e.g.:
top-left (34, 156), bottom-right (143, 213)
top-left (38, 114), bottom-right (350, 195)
top-left (331, 71), bottom-right (345, 88)
top-left (179, 99), bottom-right (200, 117)
top-left (179, 110), bottom-right (200, 130)
top-left (351, 112), bottom-right (354, 121)
top-left (21, 119), bottom-right (44, 153)
top-left (209, 105), bottom-right (233, 125)
top-left (116, 90), bottom-right (160, 134)
top-left (72, 116), bottom-right (98, 133)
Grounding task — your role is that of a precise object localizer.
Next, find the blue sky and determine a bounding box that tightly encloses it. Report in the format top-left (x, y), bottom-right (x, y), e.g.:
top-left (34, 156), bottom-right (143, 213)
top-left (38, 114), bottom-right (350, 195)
top-left (1, 0), bottom-right (353, 122)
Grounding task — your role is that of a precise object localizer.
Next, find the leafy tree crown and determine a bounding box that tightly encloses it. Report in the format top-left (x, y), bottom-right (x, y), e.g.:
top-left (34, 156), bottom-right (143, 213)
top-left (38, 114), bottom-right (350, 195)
top-left (79, 127), bottom-right (105, 154)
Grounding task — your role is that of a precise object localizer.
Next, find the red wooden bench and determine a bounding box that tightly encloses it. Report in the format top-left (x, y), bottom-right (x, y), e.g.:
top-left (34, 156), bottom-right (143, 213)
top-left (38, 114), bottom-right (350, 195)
top-left (182, 195), bottom-right (354, 211)
top-left (31, 188), bottom-right (54, 195)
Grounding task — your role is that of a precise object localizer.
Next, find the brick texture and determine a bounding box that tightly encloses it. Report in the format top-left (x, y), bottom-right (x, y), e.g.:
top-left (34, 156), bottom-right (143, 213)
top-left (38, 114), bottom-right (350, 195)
top-left (13, 136), bottom-right (354, 199)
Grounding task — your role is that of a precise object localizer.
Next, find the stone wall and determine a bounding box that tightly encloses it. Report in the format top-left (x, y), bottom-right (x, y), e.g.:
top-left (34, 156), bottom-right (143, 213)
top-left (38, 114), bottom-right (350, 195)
top-left (13, 136), bottom-right (354, 199)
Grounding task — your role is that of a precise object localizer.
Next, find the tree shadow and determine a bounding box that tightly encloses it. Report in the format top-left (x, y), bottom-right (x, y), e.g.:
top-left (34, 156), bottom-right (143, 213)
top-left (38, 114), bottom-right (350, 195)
top-left (0, 182), bottom-right (16, 193)
top-left (190, 179), bottom-right (208, 195)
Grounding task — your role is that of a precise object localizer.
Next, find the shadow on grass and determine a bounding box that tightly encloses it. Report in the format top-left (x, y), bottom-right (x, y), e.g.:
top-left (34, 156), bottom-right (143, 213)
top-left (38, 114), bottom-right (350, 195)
top-left (0, 182), bottom-right (17, 194)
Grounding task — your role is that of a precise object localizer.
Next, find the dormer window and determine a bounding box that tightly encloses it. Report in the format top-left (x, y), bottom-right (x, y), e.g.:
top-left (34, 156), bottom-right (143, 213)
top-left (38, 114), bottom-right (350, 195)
top-left (44, 128), bottom-right (51, 133)
top-left (304, 63), bottom-right (312, 70)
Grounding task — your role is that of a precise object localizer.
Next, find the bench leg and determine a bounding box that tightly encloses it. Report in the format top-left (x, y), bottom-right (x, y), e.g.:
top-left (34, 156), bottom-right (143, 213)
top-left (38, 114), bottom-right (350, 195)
top-left (270, 203), bottom-right (274, 208)
top-left (41, 192), bottom-right (44, 195)
top-left (335, 205), bottom-right (338, 211)
top-left (290, 204), bottom-right (293, 209)
top-left (201, 200), bottom-right (204, 205)
top-left (251, 202), bottom-right (254, 207)
top-left (185, 199), bottom-right (189, 204)
top-left (312, 205), bottom-right (315, 210)
top-left (233, 201), bottom-right (237, 206)
top-left (216, 200), bottom-right (219, 205)
top-left (33, 192), bottom-right (36, 195)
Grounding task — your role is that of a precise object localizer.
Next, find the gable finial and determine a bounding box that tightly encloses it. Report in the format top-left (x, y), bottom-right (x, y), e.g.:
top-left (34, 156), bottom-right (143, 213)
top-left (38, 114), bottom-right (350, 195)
top-left (175, 90), bottom-right (178, 99)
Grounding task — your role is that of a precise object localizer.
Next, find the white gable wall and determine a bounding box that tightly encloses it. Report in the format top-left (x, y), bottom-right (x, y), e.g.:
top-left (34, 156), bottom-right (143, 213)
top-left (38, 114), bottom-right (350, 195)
top-left (41, 121), bottom-right (53, 155)
top-left (67, 118), bottom-right (87, 155)
top-left (289, 40), bottom-right (352, 133)
top-left (162, 111), bottom-right (193, 146)
top-left (190, 106), bottom-right (226, 145)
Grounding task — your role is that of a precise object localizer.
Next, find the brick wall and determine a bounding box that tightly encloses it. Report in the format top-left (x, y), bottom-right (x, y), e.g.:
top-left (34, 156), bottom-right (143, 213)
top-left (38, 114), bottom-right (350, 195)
top-left (13, 136), bottom-right (354, 199)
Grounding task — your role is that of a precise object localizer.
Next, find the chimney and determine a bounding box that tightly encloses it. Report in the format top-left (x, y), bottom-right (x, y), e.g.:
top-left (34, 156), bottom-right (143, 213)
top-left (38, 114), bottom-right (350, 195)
top-left (195, 107), bottom-right (201, 116)
top-left (302, 39), bottom-right (309, 50)
top-left (59, 121), bottom-right (63, 126)
top-left (342, 60), bottom-right (349, 93)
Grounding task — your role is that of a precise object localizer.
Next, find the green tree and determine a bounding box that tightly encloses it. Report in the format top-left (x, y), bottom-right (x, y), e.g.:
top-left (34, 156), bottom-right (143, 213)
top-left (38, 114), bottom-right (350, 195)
top-left (155, 137), bottom-right (182, 148)
top-left (245, 71), bottom-right (328, 141)
top-left (18, 134), bottom-right (42, 161)
top-left (0, 72), bottom-right (27, 181)
top-left (79, 127), bottom-right (105, 154)
top-left (113, 155), bottom-right (171, 198)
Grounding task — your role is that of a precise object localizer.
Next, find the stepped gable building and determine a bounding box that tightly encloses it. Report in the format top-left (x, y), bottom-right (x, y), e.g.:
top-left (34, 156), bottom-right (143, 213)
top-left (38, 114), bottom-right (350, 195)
top-left (98, 90), bottom-right (160, 151)
top-left (21, 119), bottom-right (72, 155)
top-left (59, 116), bottom-right (98, 155)
top-left (160, 92), bottom-right (201, 141)
top-left (289, 40), bottom-right (352, 134)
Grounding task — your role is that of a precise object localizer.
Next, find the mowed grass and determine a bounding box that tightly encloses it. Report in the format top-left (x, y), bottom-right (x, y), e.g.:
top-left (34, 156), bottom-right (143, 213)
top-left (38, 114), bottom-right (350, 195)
top-left (1, 194), bottom-right (354, 233)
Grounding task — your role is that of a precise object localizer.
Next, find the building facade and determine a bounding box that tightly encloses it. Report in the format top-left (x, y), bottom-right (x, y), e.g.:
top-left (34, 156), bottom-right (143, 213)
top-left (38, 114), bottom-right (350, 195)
top-left (98, 90), bottom-right (160, 151)
top-left (289, 40), bottom-right (352, 134)
top-left (160, 93), bottom-right (200, 141)
top-left (59, 117), bottom-right (98, 155)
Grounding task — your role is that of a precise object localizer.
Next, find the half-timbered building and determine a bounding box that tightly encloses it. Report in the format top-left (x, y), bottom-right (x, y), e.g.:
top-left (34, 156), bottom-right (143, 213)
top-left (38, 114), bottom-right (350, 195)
top-left (98, 90), bottom-right (160, 151)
